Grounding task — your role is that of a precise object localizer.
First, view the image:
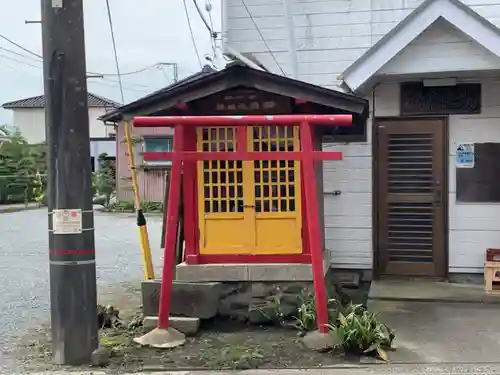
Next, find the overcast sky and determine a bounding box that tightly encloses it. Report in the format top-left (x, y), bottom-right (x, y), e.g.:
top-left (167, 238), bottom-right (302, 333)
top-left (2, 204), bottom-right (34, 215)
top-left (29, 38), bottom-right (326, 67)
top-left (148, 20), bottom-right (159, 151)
top-left (0, 0), bottom-right (221, 124)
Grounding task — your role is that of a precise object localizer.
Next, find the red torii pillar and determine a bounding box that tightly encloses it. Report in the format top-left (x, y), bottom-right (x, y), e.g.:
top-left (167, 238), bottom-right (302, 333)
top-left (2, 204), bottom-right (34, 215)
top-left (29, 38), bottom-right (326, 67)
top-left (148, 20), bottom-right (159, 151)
top-left (133, 114), bottom-right (352, 334)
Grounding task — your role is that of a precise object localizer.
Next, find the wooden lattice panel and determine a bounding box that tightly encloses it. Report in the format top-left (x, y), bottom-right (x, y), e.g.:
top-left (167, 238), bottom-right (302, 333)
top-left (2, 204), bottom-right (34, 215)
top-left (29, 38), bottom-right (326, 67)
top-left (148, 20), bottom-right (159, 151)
top-left (199, 127), bottom-right (243, 213)
top-left (252, 125), bottom-right (299, 213)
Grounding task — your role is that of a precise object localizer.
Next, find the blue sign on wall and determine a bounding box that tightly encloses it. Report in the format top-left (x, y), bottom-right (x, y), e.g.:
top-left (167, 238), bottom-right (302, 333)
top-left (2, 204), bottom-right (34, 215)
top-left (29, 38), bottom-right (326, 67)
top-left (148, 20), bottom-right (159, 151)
top-left (456, 143), bottom-right (475, 168)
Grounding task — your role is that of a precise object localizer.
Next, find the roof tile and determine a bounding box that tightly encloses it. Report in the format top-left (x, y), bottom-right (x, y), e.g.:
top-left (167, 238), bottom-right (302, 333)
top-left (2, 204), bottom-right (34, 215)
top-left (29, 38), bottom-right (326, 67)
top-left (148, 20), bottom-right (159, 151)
top-left (2, 92), bottom-right (120, 109)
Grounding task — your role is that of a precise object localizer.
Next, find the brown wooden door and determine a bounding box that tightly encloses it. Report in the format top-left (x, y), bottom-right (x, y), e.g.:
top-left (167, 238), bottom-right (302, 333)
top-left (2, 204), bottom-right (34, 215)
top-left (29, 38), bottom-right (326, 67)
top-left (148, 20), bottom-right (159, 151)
top-left (375, 118), bottom-right (446, 277)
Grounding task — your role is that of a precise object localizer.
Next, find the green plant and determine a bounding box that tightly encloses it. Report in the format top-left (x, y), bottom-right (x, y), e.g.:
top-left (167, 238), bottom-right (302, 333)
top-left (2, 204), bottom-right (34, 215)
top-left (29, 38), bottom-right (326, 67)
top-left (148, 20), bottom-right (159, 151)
top-left (326, 310), bottom-right (395, 361)
top-left (328, 300), bottom-right (365, 323)
top-left (0, 127), bottom-right (47, 204)
top-left (94, 153), bottom-right (116, 207)
top-left (140, 200), bottom-right (163, 213)
top-left (199, 344), bottom-right (265, 370)
top-left (289, 290), bottom-right (317, 331)
top-left (107, 200), bottom-right (135, 212)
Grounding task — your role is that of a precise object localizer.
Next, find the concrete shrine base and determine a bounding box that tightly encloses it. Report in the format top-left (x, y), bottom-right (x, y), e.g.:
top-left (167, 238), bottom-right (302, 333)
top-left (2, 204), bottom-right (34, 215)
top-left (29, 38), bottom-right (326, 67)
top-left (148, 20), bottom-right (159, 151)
top-left (141, 254), bottom-right (335, 323)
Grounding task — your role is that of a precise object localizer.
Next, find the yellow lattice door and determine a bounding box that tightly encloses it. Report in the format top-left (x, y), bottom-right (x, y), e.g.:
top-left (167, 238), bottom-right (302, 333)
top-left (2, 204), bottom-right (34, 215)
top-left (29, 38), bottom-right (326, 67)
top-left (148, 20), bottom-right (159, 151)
top-left (197, 127), bottom-right (250, 254)
top-left (197, 126), bottom-right (302, 255)
top-left (251, 126), bottom-right (302, 254)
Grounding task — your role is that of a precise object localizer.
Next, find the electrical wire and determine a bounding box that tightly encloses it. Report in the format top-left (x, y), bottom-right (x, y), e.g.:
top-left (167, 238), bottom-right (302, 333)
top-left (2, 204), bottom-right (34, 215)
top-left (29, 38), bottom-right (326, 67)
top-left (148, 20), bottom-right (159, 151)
top-left (191, 0), bottom-right (211, 33)
top-left (0, 34), bottom-right (42, 59)
top-left (0, 32), bottom-right (163, 78)
top-left (0, 46), bottom-right (41, 62)
top-left (0, 51), bottom-right (154, 93)
top-left (240, 0), bottom-right (286, 76)
top-left (0, 53), bottom-right (42, 69)
top-left (183, 0), bottom-right (203, 69)
top-left (104, 0), bottom-right (125, 104)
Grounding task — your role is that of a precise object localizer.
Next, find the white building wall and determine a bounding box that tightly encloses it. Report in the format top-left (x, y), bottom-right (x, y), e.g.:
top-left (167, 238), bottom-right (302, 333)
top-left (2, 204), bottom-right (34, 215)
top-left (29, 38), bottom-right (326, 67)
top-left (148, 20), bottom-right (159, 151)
top-left (223, 0), bottom-right (500, 88)
top-left (448, 79), bottom-right (500, 274)
top-left (88, 107), bottom-right (109, 138)
top-left (224, 0), bottom-right (500, 272)
top-left (378, 18), bottom-right (500, 75)
top-left (11, 107), bottom-right (109, 144)
top-left (12, 108), bottom-right (45, 144)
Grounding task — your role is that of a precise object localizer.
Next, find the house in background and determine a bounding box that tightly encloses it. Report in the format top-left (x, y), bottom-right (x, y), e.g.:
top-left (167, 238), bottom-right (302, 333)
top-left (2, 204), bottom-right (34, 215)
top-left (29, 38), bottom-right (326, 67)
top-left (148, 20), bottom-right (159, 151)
top-left (2, 92), bottom-right (119, 171)
top-left (99, 65), bottom-right (216, 202)
top-left (223, 0), bottom-right (500, 279)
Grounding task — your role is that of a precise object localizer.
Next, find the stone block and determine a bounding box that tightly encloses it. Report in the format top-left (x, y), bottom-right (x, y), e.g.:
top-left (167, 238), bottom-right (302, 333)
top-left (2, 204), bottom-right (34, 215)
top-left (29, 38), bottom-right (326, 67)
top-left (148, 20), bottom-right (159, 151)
top-left (143, 316), bottom-right (200, 336)
top-left (141, 280), bottom-right (221, 319)
top-left (142, 280), bottom-right (162, 317)
top-left (302, 330), bottom-right (337, 351)
top-left (176, 263), bottom-right (248, 282)
top-left (335, 272), bottom-right (361, 288)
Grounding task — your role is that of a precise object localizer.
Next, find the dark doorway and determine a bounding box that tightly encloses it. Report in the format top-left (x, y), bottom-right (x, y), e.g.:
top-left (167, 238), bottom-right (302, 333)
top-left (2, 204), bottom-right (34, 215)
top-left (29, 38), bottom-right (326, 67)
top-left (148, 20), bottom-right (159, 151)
top-left (374, 118), bottom-right (447, 277)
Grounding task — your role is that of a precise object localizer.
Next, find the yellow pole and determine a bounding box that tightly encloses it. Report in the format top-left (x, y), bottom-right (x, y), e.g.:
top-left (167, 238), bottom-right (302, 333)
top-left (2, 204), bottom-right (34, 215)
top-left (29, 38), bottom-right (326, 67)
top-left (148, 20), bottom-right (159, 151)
top-left (124, 120), bottom-right (155, 280)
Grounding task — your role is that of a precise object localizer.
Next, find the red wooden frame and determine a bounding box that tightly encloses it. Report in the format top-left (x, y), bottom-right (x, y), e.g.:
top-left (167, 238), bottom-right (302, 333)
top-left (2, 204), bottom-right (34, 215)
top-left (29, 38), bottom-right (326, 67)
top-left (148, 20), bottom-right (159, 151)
top-left (133, 114), bottom-right (352, 334)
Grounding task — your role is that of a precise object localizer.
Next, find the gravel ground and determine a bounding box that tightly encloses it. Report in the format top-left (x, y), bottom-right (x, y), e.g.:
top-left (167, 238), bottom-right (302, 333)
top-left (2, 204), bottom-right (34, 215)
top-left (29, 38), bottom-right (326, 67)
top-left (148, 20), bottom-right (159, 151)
top-left (0, 208), bottom-right (164, 372)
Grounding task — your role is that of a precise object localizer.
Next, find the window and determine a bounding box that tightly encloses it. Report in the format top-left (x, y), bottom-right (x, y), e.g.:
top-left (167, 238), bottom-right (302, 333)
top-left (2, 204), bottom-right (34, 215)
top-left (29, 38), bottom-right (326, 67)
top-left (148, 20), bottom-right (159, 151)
top-left (143, 137), bottom-right (173, 167)
top-left (456, 143), bottom-right (500, 202)
top-left (321, 113), bottom-right (367, 143)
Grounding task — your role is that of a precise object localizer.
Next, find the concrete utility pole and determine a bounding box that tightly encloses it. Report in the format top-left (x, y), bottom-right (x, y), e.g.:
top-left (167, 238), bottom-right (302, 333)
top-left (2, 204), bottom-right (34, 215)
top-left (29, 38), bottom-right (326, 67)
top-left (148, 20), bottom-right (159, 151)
top-left (40, 0), bottom-right (98, 365)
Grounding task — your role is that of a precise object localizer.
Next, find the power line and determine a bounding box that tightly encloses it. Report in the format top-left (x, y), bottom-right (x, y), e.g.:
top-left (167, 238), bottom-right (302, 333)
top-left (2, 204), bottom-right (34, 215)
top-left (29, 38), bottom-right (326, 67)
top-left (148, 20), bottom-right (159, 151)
top-left (0, 53), bottom-right (42, 69)
top-left (0, 46), bottom-right (41, 62)
top-left (0, 33), bottom-right (42, 59)
top-left (0, 32), bottom-right (164, 78)
top-left (89, 79), bottom-right (151, 93)
top-left (104, 0), bottom-right (125, 103)
top-left (183, 0), bottom-right (203, 69)
top-left (240, 0), bottom-right (286, 76)
top-left (0, 51), bottom-right (152, 90)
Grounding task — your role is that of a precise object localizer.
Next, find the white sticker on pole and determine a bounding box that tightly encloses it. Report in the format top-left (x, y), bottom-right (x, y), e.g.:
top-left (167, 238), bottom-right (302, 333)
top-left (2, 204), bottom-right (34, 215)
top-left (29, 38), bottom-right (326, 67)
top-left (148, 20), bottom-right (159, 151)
top-left (52, 209), bottom-right (82, 234)
top-left (52, 0), bottom-right (63, 7)
top-left (456, 143), bottom-right (475, 168)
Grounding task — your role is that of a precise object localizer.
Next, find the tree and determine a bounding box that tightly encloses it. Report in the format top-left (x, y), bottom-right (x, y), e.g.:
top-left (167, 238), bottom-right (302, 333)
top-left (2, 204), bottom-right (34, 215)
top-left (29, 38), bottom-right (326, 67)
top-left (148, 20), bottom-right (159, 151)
top-left (95, 153), bottom-right (116, 207)
top-left (0, 126), bottom-right (47, 204)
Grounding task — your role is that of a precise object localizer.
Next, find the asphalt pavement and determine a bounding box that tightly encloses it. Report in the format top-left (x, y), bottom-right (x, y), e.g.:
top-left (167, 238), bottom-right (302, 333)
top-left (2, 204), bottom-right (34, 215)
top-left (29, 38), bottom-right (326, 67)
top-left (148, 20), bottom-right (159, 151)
top-left (17, 364), bottom-right (500, 375)
top-left (0, 208), bottom-right (164, 370)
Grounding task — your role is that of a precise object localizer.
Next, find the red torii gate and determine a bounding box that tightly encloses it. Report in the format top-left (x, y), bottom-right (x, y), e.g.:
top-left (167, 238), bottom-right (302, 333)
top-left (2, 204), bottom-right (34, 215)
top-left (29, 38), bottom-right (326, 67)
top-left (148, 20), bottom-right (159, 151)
top-left (133, 114), bottom-right (352, 334)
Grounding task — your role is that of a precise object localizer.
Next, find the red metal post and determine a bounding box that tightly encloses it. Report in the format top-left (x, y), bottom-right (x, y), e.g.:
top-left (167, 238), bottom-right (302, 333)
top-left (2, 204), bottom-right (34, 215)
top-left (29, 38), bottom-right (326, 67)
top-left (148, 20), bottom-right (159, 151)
top-left (299, 120), bottom-right (329, 333)
top-left (157, 124), bottom-right (184, 329)
top-left (182, 127), bottom-right (198, 264)
top-left (134, 114), bottom-right (352, 127)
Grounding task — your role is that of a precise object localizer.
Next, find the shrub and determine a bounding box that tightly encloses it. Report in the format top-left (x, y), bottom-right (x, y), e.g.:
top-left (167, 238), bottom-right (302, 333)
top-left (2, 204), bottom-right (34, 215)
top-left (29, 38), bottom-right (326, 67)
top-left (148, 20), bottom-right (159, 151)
top-left (326, 310), bottom-right (395, 361)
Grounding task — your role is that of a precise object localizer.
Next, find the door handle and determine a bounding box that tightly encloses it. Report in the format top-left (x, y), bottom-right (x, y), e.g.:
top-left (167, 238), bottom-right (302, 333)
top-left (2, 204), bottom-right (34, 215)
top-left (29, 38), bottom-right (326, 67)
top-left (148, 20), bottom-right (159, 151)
top-left (244, 204), bottom-right (255, 208)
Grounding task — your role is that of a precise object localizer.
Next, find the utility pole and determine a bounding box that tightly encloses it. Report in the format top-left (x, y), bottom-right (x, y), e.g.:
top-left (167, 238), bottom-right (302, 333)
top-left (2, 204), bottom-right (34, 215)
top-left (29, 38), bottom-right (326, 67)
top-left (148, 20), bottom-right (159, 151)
top-left (41, 0), bottom-right (98, 365)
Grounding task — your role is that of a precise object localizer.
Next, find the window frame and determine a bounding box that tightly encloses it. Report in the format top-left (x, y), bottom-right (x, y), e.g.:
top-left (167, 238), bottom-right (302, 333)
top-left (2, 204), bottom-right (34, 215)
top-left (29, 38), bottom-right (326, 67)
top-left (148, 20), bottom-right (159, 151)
top-left (142, 136), bottom-right (173, 167)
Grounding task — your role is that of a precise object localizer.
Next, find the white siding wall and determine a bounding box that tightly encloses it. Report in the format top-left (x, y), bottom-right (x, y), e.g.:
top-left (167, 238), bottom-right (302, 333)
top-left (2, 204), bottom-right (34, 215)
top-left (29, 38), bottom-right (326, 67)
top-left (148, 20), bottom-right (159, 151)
top-left (378, 18), bottom-right (500, 75)
top-left (322, 83), bottom-right (401, 269)
top-left (223, 0), bottom-right (500, 88)
top-left (11, 107), bottom-right (109, 144)
top-left (12, 108), bottom-right (45, 144)
top-left (224, 0), bottom-right (500, 272)
top-left (88, 107), bottom-right (109, 137)
top-left (449, 79), bottom-right (500, 273)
